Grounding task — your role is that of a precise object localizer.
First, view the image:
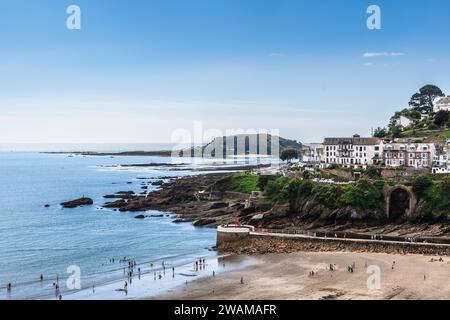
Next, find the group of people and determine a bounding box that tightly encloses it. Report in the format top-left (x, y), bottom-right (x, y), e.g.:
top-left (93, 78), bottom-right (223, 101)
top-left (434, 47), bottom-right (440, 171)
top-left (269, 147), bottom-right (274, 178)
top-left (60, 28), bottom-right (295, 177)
top-left (4, 255), bottom-right (210, 299)
top-left (194, 258), bottom-right (206, 272)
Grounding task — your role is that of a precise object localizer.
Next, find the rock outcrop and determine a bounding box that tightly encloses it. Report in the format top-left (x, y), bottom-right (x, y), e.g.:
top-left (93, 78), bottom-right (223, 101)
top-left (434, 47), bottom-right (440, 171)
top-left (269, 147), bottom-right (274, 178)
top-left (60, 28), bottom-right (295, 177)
top-left (61, 197), bottom-right (93, 208)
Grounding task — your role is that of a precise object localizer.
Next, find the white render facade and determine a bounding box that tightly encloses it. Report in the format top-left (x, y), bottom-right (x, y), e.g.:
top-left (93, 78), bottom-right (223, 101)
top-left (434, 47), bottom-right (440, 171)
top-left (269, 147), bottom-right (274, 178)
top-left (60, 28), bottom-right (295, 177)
top-left (396, 115), bottom-right (416, 129)
top-left (432, 140), bottom-right (450, 173)
top-left (323, 135), bottom-right (383, 168)
top-left (301, 143), bottom-right (325, 163)
top-left (384, 143), bottom-right (435, 168)
top-left (434, 96), bottom-right (450, 112)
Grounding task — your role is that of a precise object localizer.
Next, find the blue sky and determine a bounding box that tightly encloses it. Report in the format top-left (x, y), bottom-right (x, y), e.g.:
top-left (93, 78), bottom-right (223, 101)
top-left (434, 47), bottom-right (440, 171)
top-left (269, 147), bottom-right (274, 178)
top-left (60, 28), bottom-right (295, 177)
top-left (1, 0), bottom-right (450, 144)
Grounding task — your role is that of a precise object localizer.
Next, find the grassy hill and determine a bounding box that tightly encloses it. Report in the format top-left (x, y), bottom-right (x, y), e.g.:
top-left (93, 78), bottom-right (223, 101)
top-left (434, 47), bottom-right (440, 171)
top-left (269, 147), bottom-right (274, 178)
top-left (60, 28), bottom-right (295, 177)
top-left (185, 134), bottom-right (302, 157)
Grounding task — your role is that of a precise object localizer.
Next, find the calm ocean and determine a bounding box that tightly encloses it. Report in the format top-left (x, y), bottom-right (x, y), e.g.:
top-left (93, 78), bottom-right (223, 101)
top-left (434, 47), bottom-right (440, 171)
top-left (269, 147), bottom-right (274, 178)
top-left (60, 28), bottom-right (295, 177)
top-left (0, 151), bottom-right (222, 299)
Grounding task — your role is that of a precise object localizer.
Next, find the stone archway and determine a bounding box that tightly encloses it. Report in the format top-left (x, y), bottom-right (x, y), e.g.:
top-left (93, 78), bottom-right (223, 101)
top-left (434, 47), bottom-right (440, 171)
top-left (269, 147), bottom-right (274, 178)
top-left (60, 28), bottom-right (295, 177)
top-left (385, 185), bottom-right (417, 220)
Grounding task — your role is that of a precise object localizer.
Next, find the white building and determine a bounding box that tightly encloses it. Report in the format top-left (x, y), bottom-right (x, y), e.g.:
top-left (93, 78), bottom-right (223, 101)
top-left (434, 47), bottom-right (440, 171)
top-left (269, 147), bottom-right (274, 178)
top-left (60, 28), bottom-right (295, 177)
top-left (384, 143), bottom-right (435, 169)
top-left (301, 143), bottom-right (324, 164)
top-left (434, 96), bottom-right (450, 112)
top-left (432, 140), bottom-right (450, 173)
top-left (396, 115), bottom-right (416, 129)
top-left (323, 135), bottom-right (383, 169)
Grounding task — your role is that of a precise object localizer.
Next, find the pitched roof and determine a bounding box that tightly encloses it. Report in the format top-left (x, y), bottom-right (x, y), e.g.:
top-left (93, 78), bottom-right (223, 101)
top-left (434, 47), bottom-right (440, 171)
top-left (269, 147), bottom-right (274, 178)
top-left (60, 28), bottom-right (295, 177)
top-left (399, 115), bottom-right (416, 121)
top-left (324, 137), bottom-right (380, 145)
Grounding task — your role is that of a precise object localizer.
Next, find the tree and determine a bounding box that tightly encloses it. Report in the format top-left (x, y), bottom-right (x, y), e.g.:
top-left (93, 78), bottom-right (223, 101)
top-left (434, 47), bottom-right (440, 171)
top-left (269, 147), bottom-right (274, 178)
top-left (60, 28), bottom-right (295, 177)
top-left (412, 175), bottom-right (432, 198)
top-left (373, 127), bottom-right (387, 138)
top-left (389, 125), bottom-right (403, 138)
top-left (409, 85), bottom-right (445, 114)
top-left (434, 110), bottom-right (449, 127)
top-left (280, 149), bottom-right (299, 163)
top-left (441, 176), bottom-right (450, 197)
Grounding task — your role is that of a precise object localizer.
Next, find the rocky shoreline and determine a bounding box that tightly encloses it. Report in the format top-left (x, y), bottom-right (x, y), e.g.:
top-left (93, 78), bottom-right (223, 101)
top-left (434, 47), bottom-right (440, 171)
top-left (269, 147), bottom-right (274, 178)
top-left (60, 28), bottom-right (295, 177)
top-left (101, 172), bottom-right (450, 240)
top-left (102, 173), bottom-right (243, 227)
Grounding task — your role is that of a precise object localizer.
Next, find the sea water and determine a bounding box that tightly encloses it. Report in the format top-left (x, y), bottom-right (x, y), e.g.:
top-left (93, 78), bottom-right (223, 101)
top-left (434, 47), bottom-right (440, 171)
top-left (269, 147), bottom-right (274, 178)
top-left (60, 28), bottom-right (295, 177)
top-left (0, 151), bottom-right (228, 300)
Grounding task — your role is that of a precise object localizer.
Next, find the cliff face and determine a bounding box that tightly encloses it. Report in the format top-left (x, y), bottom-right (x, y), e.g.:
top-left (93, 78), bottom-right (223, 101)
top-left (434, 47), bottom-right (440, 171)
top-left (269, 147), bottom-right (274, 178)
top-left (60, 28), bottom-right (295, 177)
top-left (241, 197), bottom-right (386, 230)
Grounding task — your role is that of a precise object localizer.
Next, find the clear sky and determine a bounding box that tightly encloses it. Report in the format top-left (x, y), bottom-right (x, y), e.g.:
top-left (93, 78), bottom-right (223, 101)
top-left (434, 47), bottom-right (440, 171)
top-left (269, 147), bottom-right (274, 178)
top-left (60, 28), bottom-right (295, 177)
top-left (1, 0), bottom-right (450, 144)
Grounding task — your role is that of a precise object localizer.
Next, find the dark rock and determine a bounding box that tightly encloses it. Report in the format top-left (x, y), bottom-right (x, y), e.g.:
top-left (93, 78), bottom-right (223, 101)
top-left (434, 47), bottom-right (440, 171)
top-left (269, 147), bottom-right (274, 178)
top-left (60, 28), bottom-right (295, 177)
top-left (173, 218), bottom-right (194, 223)
top-left (60, 197), bottom-right (93, 208)
top-left (103, 200), bottom-right (128, 208)
top-left (134, 215), bottom-right (146, 219)
top-left (103, 191), bottom-right (135, 199)
top-left (44, 204), bottom-right (50, 208)
top-left (208, 202), bottom-right (228, 210)
top-left (194, 219), bottom-right (217, 226)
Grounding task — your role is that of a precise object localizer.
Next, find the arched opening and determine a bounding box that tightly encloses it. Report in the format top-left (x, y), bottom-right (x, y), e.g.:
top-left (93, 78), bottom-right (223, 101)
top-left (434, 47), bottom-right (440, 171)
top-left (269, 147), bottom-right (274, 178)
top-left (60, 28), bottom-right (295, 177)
top-left (388, 188), bottom-right (410, 221)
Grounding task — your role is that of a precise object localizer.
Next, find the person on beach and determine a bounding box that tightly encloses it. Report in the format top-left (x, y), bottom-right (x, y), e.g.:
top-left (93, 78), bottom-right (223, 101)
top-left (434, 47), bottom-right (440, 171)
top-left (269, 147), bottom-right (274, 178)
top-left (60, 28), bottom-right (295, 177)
top-left (59, 294), bottom-right (62, 300)
top-left (138, 268), bottom-right (141, 279)
top-left (240, 277), bottom-right (244, 284)
top-left (92, 285), bottom-right (95, 293)
top-left (40, 274), bottom-right (43, 281)
top-left (172, 267), bottom-right (175, 278)
top-left (7, 283), bottom-right (12, 292)
top-left (124, 281), bottom-right (128, 290)
top-left (213, 271), bottom-right (215, 277)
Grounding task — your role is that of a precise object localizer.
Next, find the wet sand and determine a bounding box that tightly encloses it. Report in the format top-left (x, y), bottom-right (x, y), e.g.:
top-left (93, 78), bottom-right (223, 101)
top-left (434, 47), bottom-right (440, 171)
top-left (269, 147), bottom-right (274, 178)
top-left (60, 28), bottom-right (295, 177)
top-left (155, 252), bottom-right (450, 300)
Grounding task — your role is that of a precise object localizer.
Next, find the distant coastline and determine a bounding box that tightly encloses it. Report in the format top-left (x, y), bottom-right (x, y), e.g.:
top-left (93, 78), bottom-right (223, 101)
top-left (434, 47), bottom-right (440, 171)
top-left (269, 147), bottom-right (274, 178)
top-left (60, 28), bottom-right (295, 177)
top-left (42, 150), bottom-right (175, 157)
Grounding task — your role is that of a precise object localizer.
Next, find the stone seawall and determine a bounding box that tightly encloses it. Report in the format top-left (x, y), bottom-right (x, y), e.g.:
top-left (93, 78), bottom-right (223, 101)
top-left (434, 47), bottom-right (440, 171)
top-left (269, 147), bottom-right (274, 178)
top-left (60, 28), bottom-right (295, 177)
top-left (217, 234), bottom-right (450, 256)
top-left (216, 226), bottom-right (250, 247)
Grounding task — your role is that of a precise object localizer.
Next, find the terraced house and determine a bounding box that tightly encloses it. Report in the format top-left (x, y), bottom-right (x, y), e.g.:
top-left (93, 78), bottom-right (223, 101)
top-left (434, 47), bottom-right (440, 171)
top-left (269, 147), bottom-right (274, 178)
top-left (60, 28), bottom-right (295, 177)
top-left (383, 143), bottom-right (435, 169)
top-left (323, 135), bottom-right (383, 169)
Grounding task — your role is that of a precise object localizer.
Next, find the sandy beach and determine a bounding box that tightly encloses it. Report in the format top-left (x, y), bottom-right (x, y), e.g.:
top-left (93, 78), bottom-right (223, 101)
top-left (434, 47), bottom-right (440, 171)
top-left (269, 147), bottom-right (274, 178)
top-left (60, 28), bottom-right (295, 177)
top-left (156, 252), bottom-right (450, 300)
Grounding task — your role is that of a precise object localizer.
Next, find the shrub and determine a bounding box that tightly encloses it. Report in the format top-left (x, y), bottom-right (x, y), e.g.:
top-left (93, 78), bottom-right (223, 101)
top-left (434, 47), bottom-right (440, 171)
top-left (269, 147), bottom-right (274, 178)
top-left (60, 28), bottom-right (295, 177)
top-left (365, 167), bottom-right (382, 179)
top-left (309, 184), bottom-right (342, 209)
top-left (337, 180), bottom-right (384, 210)
top-left (412, 175), bottom-right (433, 198)
top-left (258, 175), bottom-right (278, 191)
top-left (434, 110), bottom-right (450, 127)
top-left (265, 176), bottom-right (290, 202)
